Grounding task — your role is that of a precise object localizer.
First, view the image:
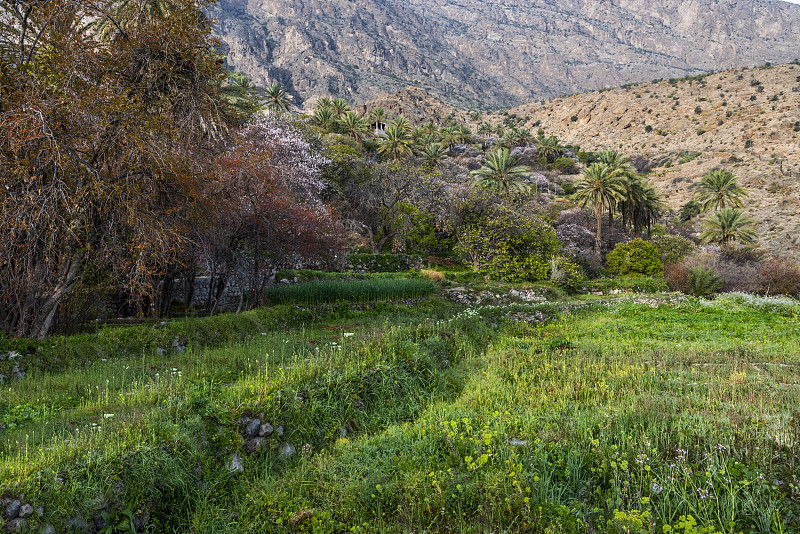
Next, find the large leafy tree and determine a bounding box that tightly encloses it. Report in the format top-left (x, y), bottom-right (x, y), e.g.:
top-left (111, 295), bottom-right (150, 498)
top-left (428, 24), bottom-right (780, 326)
top-left (0, 0), bottom-right (239, 337)
top-left (455, 205), bottom-right (561, 282)
top-left (699, 208), bottom-right (758, 247)
top-left (333, 161), bottom-right (448, 253)
top-left (471, 148), bottom-right (531, 195)
top-left (572, 162), bottom-right (627, 255)
top-left (198, 115), bottom-right (344, 312)
top-left (695, 169), bottom-right (747, 212)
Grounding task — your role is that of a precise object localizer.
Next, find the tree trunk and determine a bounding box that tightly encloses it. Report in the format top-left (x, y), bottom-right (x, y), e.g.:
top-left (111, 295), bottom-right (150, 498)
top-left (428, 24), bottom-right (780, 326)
top-left (594, 205), bottom-right (603, 257)
top-left (24, 251), bottom-right (83, 338)
top-left (184, 267), bottom-right (196, 313)
top-left (210, 275), bottom-right (227, 316)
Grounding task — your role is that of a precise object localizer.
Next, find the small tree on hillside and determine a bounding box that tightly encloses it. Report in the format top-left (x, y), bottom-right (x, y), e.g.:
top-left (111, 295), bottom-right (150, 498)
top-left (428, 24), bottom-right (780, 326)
top-left (471, 148), bottom-right (531, 195)
top-left (695, 169), bottom-right (747, 212)
top-left (699, 208), bottom-right (758, 247)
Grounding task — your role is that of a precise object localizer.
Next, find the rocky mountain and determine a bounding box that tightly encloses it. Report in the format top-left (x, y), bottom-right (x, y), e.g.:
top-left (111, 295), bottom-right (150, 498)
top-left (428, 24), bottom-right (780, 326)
top-left (211, 0), bottom-right (800, 109)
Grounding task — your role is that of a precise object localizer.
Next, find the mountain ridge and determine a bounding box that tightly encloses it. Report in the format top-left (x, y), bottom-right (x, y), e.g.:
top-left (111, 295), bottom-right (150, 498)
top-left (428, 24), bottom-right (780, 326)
top-left (211, 0), bottom-right (800, 109)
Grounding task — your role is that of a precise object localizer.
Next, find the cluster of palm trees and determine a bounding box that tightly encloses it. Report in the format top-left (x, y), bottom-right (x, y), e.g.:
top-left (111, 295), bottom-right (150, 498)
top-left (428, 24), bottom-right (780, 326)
top-left (695, 170), bottom-right (756, 247)
top-left (475, 123), bottom-right (566, 158)
top-left (310, 99), bottom-right (474, 165)
top-left (572, 150), bottom-right (665, 255)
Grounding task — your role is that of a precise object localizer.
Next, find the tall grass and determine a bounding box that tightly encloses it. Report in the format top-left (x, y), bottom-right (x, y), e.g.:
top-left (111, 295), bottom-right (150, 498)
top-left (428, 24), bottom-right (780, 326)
top-left (263, 278), bottom-right (436, 305)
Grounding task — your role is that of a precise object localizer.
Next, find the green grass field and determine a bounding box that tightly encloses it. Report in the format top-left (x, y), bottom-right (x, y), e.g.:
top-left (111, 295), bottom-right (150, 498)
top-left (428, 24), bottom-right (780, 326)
top-left (1, 286), bottom-right (798, 533)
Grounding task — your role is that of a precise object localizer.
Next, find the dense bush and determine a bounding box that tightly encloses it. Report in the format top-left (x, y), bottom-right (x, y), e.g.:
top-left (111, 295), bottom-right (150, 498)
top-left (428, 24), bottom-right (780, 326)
top-left (757, 257), bottom-right (800, 296)
top-left (664, 263), bottom-right (689, 293)
top-left (605, 239), bottom-right (663, 276)
top-left (455, 208), bottom-right (561, 282)
top-left (548, 256), bottom-right (584, 292)
top-left (687, 266), bottom-right (724, 297)
top-left (650, 234), bottom-right (696, 264)
top-left (552, 157), bottom-right (578, 174)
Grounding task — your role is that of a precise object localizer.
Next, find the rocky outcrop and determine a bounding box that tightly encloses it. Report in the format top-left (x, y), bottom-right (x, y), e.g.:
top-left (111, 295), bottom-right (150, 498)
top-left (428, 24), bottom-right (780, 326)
top-left (211, 0), bottom-right (800, 109)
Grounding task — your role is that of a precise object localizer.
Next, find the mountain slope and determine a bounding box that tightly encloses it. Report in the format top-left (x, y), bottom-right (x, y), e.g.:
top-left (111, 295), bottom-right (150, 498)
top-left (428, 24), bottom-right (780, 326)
top-left (505, 63), bottom-right (800, 258)
top-left (211, 0), bottom-right (800, 108)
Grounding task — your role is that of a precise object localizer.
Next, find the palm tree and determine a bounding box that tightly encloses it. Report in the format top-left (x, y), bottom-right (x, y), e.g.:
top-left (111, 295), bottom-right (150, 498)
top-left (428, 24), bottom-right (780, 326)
top-left (93, 0), bottom-right (202, 41)
top-left (369, 107), bottom-right (389, 125)
top-left (389, 115), bottom-right (411, 132)
top-left (572, 162), bottom-right (627, 255)
top-left (455, 125), bottom-right (472, 145)
top-left (477, 123), bottom-right (493, 137)
top-left (312, 108), bottom-right (336, 132)
top-left (505, 127), bottom-right (533, 147)
top-left (264, 82), bottom-right (292, 112)
top-left (537, 135), bottom-right (565, 163)
top-left (695, 169), bottom-right (747, 212)
top-left (331, 98), bottom-right (350, 119)
top-left (439, 127), bottom-right (458, 151)
top-left (377, 123), bottom-right (413, 160)
top-left (699, 208), bottom-right (758, 247)
top-left (619, 176), bottom-right (665, 235)
top-left (420, 143), bottom-right (448, 169)
top-left (315, 97), bottom-right (333, 112)
top-left (221, 72), bottom-right (262, 117)
top-left (471, 148), bottom-right (531, 195)
top-left (422, 121), bottom-right (439, 137)
top-left (410, 127), bottom-right (426, 144)
top-left (339, 111), bottom-right (368, 141)
top-left (596, 149), bottom-right (637, 226)
top-left (417, 133), bottom-right (438, 147)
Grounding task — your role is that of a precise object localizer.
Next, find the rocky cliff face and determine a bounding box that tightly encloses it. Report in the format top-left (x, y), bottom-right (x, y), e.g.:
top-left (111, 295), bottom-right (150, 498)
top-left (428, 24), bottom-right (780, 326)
top-left (211, 0), bottom-right (800, 108)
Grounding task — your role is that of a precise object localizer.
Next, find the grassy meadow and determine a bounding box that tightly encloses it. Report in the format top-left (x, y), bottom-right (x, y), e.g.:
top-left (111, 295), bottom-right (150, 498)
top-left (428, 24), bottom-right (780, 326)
top-left (1, 280), bottom-right (799, 533)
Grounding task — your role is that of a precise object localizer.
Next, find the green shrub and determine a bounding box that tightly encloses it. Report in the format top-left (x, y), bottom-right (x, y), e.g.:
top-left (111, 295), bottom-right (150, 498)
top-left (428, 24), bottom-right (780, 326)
top-left (650, 234), bottom-right (696, 264)
top-left (679, 200), bottom-right (701, 221)
top-left (605, 239), bottom-right (663, 276)
top-left (455, 208), bottom-right (561, 282)
top-left (552, 157), bottom-right (578, 174)
top-left (548, 256), bottom-right (583, 292)
top-left (687, 266), bottom-right (724, 298)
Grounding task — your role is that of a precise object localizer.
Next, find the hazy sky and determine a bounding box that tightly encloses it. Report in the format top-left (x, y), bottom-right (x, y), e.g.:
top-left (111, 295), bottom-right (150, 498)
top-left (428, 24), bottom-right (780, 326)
top-left (781, 0), bottom-right (800, 4)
